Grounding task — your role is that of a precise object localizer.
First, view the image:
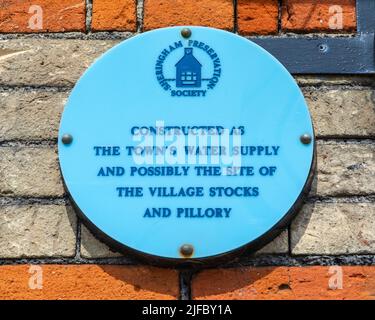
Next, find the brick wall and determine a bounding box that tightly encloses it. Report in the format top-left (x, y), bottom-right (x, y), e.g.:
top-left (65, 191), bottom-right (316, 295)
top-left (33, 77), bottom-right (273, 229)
top-left (0, 0), bottom-right (358, 34)
top-left (0, 1), bottom-right (374, 300)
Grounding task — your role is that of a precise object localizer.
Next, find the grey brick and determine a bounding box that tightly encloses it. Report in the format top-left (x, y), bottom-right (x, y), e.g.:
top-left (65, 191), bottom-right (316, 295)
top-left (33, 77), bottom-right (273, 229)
top-left (313, 143), bottom-right (375, 197)
top-left (0, 147), bottom-right (64, 197)
top-left (0, 143), bottom-right (373, 197)
top-left (0, 205), bottom-right (77, 258)
top-left (305, 89), bottom-right (375, 137)
top-left (0, 39), bottom-right (118, 86)
top-left (0, 91), bottom-right (67, 141)
top-left (291, 203), bottom-right (375, 255)
top-left (80, 225), bottom-right (122, 259)
top-left (256, 230), bottom-right (289, 255)
top-left (295, 75), bottom-right (375, 87)
top-left (0, 88), bottom-right (374, 141)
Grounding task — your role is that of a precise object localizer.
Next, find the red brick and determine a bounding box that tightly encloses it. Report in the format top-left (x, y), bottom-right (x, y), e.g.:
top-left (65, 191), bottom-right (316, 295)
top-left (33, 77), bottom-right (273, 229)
top-left (192, 266), bottom-right (375, 300)
top-left (282, 0), bottom-right (356, 33)
top-left (237, 0), bottom-right (279, 35)
top-left (0, 265), bottom-right (178, 300)
top-left (0, 0), bottom-right (85, 33)
top-left (91, 0), bottom-right (137, 32)
top-left (143, 0), bottom-right (234, 31)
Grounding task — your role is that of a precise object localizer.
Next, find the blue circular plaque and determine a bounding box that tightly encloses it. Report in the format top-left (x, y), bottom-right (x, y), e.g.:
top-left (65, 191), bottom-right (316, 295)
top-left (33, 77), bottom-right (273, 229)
top-left (58, 26), bottom-right (315, 263)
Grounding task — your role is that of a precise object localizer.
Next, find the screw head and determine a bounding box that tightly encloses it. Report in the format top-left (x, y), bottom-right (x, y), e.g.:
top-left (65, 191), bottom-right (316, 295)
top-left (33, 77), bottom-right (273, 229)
top-left (180, 244), bottom-right (194, 257)
top-left (61, 134), bottom-right (73, 145)
top-left (181, 28), bottom-right (192, 39)
top-left (318, 43), bottom-right (328, 52)
top-left (300, 133), bottom-right (312, 145)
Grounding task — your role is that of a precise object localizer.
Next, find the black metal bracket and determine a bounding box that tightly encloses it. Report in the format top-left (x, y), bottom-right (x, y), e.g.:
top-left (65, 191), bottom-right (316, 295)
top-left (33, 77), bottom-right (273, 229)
top-left (250, 0), bottom-right (375, 74)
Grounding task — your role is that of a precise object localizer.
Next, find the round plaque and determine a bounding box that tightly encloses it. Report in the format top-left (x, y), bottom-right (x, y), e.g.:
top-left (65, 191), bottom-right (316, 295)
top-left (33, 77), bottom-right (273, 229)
top-left (58, 26), bottom-right (315, 263)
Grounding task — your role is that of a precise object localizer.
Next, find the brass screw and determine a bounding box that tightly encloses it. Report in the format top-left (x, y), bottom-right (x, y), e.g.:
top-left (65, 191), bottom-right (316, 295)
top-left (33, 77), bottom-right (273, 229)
top-left (300, 133), bottom-right (312, 145)
top-left (180, 244), bottom-right (194, 257)
top-left (61, 134), bottom-right (73, 145)
top-left (181, 28), bottom-right (192, 39)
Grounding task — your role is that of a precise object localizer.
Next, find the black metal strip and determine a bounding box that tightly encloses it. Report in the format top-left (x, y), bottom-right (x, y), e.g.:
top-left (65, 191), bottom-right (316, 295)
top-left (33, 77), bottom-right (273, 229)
top-left (357, 0), bottom-right (375, 33)
top-left (251, 33), bottom-right (375, 74)
top-left (249, 0), bottom-right (375, 74)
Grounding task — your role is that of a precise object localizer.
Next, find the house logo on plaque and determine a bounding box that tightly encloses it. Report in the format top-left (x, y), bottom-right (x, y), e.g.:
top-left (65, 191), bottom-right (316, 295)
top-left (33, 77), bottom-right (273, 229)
top-left (175, 48), bottom-right (202, 88)
top-left (155, 39), bottom-right (222, 97)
